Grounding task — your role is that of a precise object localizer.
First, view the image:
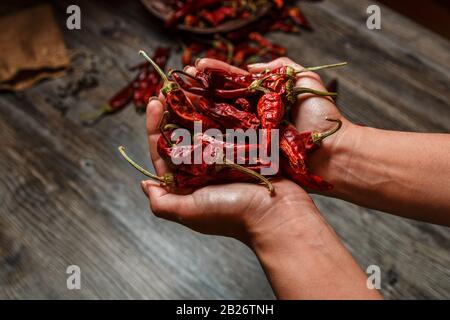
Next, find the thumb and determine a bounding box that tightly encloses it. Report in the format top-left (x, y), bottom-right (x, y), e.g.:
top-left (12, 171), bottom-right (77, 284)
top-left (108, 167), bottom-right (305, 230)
top-left (141, 180), bottom-right (197, 224)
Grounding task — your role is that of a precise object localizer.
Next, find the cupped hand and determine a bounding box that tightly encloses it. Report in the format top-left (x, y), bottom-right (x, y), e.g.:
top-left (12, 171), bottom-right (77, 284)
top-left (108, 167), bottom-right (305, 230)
top-left (140, 58), bottom-right (336, 244)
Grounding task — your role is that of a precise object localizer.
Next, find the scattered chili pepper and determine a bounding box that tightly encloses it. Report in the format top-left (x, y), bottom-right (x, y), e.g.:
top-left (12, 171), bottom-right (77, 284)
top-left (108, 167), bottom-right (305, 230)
top-left (284, 7), bottom-right (312, 30)
top-left (81, 47), bottom-right (170, 123)
top-left (165, 0), bottom-right (223, 28)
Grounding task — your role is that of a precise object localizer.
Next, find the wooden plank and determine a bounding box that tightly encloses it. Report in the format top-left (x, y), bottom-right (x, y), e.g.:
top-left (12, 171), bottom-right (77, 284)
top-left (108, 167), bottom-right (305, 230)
top-left (0, 0), bottom-right (449, 299)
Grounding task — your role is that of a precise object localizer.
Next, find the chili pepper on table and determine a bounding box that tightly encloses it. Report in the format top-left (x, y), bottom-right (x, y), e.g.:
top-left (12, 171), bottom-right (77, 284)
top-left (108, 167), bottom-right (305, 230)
top-left (165, 0), bottom-right (223, 27)
top-left (199, 6), bottom-right (236, 27)
top-left (81, 47), bottom-right (170, 122)
top-left (140, 50), bottom-right (220, 131)
top-left (284, 7), bottom-right (312, 30)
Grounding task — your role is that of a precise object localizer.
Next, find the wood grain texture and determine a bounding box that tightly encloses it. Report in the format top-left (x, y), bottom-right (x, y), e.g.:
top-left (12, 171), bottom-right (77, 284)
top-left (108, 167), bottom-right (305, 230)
top-left (0, 0), bottom-right (449, 299)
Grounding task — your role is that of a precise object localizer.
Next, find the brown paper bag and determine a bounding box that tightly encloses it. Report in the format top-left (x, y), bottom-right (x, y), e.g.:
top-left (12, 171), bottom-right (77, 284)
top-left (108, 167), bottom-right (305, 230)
top-left (0, 4), bottom-right (70, 91)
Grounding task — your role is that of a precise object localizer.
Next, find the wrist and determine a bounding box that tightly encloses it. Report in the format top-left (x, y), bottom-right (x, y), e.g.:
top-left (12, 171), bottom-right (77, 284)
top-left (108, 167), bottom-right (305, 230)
top-left (309, 120), bottom-right (365, 197)
top-left (246, 193), bottom-right (328, 255)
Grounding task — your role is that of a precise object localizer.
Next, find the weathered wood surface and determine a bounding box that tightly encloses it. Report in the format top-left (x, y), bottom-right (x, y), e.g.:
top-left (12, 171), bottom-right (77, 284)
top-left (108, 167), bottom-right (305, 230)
top-left (0, 0), bottom-right (449, 299)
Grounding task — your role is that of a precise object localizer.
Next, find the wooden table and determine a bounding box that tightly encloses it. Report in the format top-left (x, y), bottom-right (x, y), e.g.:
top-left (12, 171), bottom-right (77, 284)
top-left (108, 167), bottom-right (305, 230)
top-left (1, 0), bottom-right (449, 299)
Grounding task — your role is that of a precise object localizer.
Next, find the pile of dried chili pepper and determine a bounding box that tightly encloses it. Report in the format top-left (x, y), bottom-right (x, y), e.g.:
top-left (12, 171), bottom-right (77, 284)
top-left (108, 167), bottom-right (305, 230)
top-left (172, 0), bottom-right (312, 68)
top-left (119, 50), bottom-right (346, 195)
top-left (90, 1), bottom-right (313, 123)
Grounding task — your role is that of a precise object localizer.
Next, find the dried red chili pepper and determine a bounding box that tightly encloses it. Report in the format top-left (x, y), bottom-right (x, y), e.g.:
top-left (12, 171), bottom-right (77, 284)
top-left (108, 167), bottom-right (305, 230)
top-left (284, 7), bottom-right (312, 30)
top-left (270, 21), bottom-right (299, 33)
top-left (199, 6), bottom-right (236, 26)
top-left (81, 47), bottom-right (170, 122)
top-left (257, 92), bottom-right (284, 153)
top-left (197, 97), bottom-right (260, 130)
top-left (234, 97), bottom-right (252, 112)
top-left (165, 0), bottom-right (222, 27)
top-left (118, 146), bottom-right (274, 194)
top-left (280, 119), bottom-right (342, 191)
top-left (140, 50), bottom-right (219, 131)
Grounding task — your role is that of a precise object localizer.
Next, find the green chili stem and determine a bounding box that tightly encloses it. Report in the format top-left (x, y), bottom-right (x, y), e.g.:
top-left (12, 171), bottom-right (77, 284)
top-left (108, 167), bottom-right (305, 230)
top-left (311, 119), bottom-right (343, 143)
top-left (118, 146), bottom-right (165, 182)
top-left (294, 87), bottom-right (337, 97)
top-left (224, 159), bottom-right (275, 195)
top-left (140, 50), bottom-right (178, 95)
top-left (295, 62), bottom-right (347, 74)
top-left (158, 111), bottom-right (173, 147)
top-left (139, 50), bottom-right (167, 83)
top-left (215, 35), bottom-right (234, 64)
top-left (80, 104), bottom-right (110, 122)
top-left (169, 69), bottom-right (202, 85)
top-left (164, 124), bottom-right (181, 131)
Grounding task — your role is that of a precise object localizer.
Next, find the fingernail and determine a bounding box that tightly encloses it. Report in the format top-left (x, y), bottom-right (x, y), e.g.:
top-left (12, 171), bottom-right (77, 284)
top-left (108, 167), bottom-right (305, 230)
top-left (141, 181), bottom-right (149, 196)
top-left (148, 96), bottom-right (159, 104)
top-left (194, 58), bottom-right (201, 67)
top-left (247, 63), bottom-right (264, 69)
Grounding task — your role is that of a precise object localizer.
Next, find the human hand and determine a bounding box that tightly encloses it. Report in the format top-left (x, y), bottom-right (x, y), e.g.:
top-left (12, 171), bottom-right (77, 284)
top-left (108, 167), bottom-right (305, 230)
top-left (141, 58), bottom-right (328, 246)
top-left (247, 57), bottom-right (357, 193)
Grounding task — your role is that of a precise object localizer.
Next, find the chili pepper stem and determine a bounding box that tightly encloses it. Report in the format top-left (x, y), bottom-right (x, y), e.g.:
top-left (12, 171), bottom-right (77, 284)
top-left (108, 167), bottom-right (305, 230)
top-left (118, 146), bottom-right (167, 183)
top-left (311, 119), bottom-right (342, 143)
top-left (224, 159), bottom-right (275, 195)
top-left (296, 62), bottom-right (347, 74)
top-left (139, 50), bottom-right (178, 95)
top-left (215, 34), bottom-right (234, 64)
top-left (164, 124), bottom-right (181, 131)
top-left (158, 111), bottom-right (173, 147)
top-left (169, 70), bottom-right (202, 85)
top-left (294, 87), bottom-right (337, 97)
top-left (80, 104), bottom-right (110, 122)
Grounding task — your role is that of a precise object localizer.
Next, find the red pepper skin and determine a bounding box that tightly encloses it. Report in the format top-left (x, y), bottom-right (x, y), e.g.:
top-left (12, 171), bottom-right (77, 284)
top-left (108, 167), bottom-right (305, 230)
top-left (166, 89), bottom-right (220, 131)
top-left (199, 6), bottom-right (236, 26)
top-left (108, 85), bottom-right (134, 111)
top-left (284, 7), bottom-right (312, 30)
top-left (165, 0), bottom-right (222, 27)
top-left (257, 92), bottom-right (284, 152)
top-left (157, 131), bottom-right (269, 181)
top-left (279, 123), bottom-right (333, 191)
top-left (197, 98), bottom-right (259, 130)
top-left (234, 97), bottom-right (252, 112)
top-left (280, 123), bottom-right (308, 173)
top-left (281, 157), bottom-right (332, 191)
top-left (157, 134), bottom-right (214, 176)
top-left (270, 21), bottom-right (299, 33)
top-left (249, 32), bottom-right (272, 48)
top-left (202, 68), bottom-right (250, 89)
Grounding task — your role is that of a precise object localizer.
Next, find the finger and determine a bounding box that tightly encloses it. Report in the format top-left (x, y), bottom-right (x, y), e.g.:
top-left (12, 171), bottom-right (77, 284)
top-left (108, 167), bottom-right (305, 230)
top-left (196, 58), bottom-right (249, 75)
top-left (247, 57), bottom-right (301, 73)
top-left (247, 57), bottom-right (323, 83)
top-left (179, 65), bottom-right (203, 104)
top-left (146, 97), bottom-right (170, 176)
top-left (143, 181), bottom-right (198, 223)
top-left (292, 72), bottom-right (341, 132)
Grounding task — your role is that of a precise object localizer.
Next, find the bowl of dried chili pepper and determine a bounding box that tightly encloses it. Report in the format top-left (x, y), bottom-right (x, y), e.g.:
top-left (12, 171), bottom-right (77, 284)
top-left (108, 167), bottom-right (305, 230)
top-left (140, 0), bottom-right (272, 34)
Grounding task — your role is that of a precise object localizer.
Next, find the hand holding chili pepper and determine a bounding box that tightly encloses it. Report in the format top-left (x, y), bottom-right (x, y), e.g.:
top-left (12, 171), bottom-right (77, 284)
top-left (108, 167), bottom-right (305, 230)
top-left (136, 96), bottom-right (309, 243)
